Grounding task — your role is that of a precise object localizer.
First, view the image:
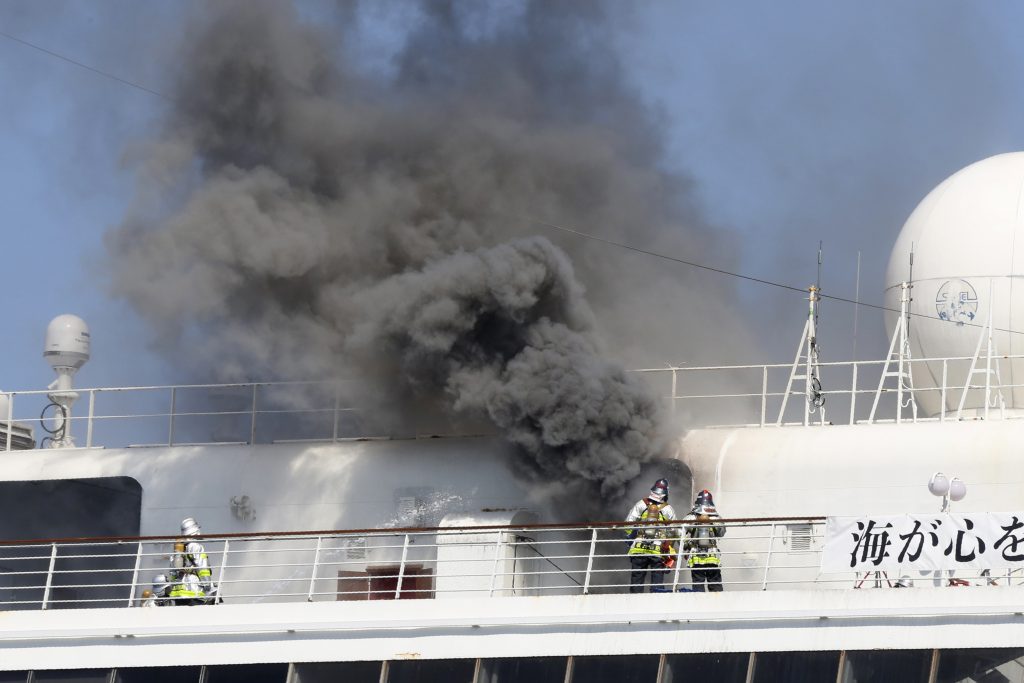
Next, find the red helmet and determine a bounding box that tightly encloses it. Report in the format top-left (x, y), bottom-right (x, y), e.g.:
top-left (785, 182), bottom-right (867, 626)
top-left (695, 489), bottom-right (714, 507)
top-left (649, 478), bottom-right (669, 503)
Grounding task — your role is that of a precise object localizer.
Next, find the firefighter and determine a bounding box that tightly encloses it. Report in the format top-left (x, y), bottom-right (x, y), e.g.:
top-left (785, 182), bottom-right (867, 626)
top-left (683, 489), bottom-right (726, 592)
top-left (141, 574), bottom-right (170, 607)
top-left (170, 517), bottom-right (214, 605)
top-left (625, 478), bottom-right (677, 593)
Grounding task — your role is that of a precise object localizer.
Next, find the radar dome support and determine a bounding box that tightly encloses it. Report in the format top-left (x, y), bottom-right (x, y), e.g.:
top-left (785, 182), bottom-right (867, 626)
top-left (42, 314), bottom-right (90, 448)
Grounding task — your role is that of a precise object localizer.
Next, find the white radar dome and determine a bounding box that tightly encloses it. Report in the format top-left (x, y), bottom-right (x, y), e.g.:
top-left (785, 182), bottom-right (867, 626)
top-left (43, 314), bottom-right (91, 371)
top-left (886, 152), bottom-right (1024, 416)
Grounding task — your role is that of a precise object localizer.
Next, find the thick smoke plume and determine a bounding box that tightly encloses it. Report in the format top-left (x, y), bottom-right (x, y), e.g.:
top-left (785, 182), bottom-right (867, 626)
top-left (107, 1), bottom-right (743, 508)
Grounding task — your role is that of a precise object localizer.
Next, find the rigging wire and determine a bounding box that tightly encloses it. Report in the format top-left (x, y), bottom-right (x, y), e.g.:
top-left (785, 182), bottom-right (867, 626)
top-left (0, 29), bottom-right (171, 101)
top-left (526, 216), bottom-right (1024, 338)
top-left (4, 29), bottom-right (1019, 340)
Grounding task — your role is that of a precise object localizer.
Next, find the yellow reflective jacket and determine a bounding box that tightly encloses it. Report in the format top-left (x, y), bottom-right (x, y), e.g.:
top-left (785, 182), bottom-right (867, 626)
top-left (625, 499), bottom-right (678, 556)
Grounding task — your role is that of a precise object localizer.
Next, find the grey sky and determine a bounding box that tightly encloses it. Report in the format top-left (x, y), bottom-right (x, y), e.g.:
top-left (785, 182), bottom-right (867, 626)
top-left (1, 1), bottom-right (1023, 395)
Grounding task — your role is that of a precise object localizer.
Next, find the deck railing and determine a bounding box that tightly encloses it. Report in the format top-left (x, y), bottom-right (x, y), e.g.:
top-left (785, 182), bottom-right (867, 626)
top-left (1, 349), bottom-right (1021, 452)
top-left (637, 352), bottom-right (1024, 428)
top-left (0, 518), bottom-right (1013, 610)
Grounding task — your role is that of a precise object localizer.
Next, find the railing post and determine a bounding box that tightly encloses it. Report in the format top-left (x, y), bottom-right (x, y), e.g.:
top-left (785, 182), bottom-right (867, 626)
top-left (671, 524), bottom-right (685, 591)
top-left (760, 366), bottom-right (768, 427)
top-left (216, 539), bottom-right (230, 602)
top-left (940, 360), bottom-right (948, 422)
top-left (249, 384), bottom-right (258, 445)
top-left (671, 368), bottom-right (677, 417)
top-left (307, 537), bottom-right (322, 602)
top-left (5, 393), bottom-right (12, 452)
top-left (761, 523), bottom-right (777, 591)
top-left (331, 383), bottom-right (341, 443)
top-left (394, 534), bottom-right (410, 599)
top-left (126, 542), bottom-right (143, 607)
top-left (848, 364), bottom-right (858, 425)
top-left (85, 390), bottom-right (95, 448)
top-left (41, 543), bottom-right (58, 610)
top-left (488, 530), bottom-right (504, 597)
top-left (168, 387), bottom-right (177, 446)
top-left (582, 528), bottom-right (598, 595)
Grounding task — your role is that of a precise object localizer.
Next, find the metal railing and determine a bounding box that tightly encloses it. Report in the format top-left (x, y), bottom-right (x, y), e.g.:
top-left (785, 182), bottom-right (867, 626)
top-left (0, 518), bottom-right (1014, 610)
top-left (1, 349), bottom-right (1021, 452)
top-left (0, 380), bottom-right (375, 450)
top-left (637, 352), bottom-right (1024, 428)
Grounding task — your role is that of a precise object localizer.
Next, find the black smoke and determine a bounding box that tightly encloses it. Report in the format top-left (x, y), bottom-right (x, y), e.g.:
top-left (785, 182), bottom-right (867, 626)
top-left (106, 0), bottom-right (745, 510)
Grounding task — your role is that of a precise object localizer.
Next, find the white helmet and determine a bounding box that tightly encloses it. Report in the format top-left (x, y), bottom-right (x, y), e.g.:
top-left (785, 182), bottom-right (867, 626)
top-left (181, 517), bottom-right (201, 536)
top-left (153, 573), bottom-right (169, 592)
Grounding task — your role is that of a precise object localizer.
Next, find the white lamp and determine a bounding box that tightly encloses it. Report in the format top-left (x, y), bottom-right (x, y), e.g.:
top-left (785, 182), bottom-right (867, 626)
top-left (928, 472), bottom-right (950, 497)
top-left (948, 477), bottom-right (967, 502)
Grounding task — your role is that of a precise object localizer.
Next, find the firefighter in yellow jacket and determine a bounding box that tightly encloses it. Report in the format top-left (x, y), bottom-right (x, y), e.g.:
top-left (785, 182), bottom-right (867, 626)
top-left (683, 490), bottom-right (726, 592)
top-left (169, 517), bottom-right (214, 605)
top-left (625, 479), bottom-right (677, 593)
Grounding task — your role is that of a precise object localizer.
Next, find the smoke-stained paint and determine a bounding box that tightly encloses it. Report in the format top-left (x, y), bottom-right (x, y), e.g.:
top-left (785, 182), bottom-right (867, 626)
top-left (106, 0), bottom-right (745, 509)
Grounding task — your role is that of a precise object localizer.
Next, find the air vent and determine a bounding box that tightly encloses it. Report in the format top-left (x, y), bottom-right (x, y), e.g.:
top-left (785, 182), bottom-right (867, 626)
top-left (344, 537), bottom-right (366, 561)
top-left (788, 524), bottom-right (812, 551)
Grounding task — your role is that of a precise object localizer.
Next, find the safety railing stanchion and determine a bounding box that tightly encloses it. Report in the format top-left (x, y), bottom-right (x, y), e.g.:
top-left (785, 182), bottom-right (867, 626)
top-left (582, 528), bottom-right (598, 595)
top-left (5, 393), bottom-right (12, 452)
top-left (761, 523), bottom-right (776, 591)
top-left (849, 364), bottom-right (858, 425)
top-left (941, 360), bottom-right (948, 422)
top-left (332, 383), bottom-right (341, 443)
top-left (394, 534), bottom-right (410, 599)
top-left (217, 539), bottom-right (230, 602)
top-left (489, 530), bottom-right (504, 597)
top-left (249, 384), bottom-right (258, 445)
top-left (126, 542), bottom-right (143, 607)
top-left (168, 387), bottom-right (177, 446)
top-left (307, 537), bottom-right (322, 602)
top-left (671, 525), bottom-right (685, 591)
top-left (671, 368), bottom-right (677, 416)
top-left (41, 543), bottom-right (58, 610)
top-left (760, 366), bottom-right (768, 427)
top-left (86, 390), bottom-right (96, 447)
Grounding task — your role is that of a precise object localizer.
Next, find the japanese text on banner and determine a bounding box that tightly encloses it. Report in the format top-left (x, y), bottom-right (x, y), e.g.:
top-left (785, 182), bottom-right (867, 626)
top-left (821, 513), bottom-right (1024, 572)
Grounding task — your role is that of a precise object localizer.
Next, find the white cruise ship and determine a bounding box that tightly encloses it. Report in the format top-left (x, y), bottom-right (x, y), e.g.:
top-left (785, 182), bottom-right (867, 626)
top-left (0, 153), bottom-right (1022, 683)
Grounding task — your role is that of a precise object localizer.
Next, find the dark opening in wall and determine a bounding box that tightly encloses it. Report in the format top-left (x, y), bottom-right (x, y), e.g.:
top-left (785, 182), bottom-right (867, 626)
top-left (0, 477), bottom-right (142, 609)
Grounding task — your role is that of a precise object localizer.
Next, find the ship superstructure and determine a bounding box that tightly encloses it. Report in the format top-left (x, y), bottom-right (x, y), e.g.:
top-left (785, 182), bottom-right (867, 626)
top-left (2, 154), bottom-right (1024, 681)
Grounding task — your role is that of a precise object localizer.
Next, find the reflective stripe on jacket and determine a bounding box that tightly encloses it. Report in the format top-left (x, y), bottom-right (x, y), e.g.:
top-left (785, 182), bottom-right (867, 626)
top-left (683, 507), bottom-right (725, 567)
top-left (625, 499), bottom-right (677, 556)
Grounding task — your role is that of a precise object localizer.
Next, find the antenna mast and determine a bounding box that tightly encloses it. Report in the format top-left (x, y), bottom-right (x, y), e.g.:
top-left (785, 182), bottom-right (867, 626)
top-left (776, 244), bottom-right (827, 426)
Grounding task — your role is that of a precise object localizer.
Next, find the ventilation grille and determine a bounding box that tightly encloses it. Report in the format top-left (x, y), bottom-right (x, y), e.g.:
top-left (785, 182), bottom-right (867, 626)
top-left (343, 537), bottom-right (366, 561)
top-left (788, 524), bottom-right (813, 551)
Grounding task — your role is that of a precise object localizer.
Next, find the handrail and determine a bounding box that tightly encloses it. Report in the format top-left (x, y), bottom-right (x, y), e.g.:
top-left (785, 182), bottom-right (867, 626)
top-left (4, 349), bottom-right (1024, 451)
top-left (0, 518), bottom-right (1007, 612)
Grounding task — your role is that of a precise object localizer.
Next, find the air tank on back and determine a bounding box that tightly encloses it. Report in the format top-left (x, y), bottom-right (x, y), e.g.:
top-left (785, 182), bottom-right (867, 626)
top-left (885, 152), bottom-right (1024, 416)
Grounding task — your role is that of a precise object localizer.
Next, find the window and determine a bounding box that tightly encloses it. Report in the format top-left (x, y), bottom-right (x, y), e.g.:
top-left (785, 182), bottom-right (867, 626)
top-left (569, 655), bottom-right (660, 683)
top-left (291, 662), bottom-right (383, 683)
top-left (477, 657), bottom-right (568, 683)
top-left (114, 667), bottom-right (202, 683)
top-left (662, 653), bottom-right (750, 683)
top-left (752, 651), bottom-right (840, 682)
top-left (204, 664), bottom-right (289, 683)
top-left (386, 659), bottom-right (475, 683)
top-left (936, 648), bottom-right (1024, 683)
top-left (842, 650), bottom-right (932, 683)
top-left (32, 672), bottom-right (111, 683)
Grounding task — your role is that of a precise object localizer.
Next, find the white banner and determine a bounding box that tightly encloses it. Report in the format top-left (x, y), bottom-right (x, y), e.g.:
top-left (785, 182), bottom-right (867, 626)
top-left (821, 513), bottom-right (1024, 572)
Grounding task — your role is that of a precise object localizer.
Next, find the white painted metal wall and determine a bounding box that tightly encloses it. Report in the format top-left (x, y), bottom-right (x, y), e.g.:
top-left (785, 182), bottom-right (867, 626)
top-left (681, 418), bottom-right (1024, 519)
